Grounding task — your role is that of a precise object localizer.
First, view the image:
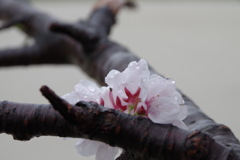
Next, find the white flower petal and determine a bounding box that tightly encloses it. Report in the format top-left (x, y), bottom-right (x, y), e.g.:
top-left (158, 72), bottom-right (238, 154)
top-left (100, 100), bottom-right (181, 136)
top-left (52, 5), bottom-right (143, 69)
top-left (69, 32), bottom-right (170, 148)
top-left (75, 139), bottom-right (102, 156)
top-left (63, 59), bottom-right (188, 160)
top-left (62, 92), bottom-right (80, 104)
top-left (76, 139), bottom-right (119, 160)
top-left (177, 104), bottom-right (188, 120)
top-left (105, 69), bottom-right (121, 88)
top-left (106, 59), bottom-right (150, 96)
top-left (172, 120), bottom-right (188, 130)
top-left (74, 80), bottom-right (101, 102)
top-left (99, 87), bottom-right (114, 109)
top-left (123, 59), bottom-right (150, 92)
top-left (148, 97), bottom-right (187, 129)
top-left (95, 143), bottom-right (119, 160)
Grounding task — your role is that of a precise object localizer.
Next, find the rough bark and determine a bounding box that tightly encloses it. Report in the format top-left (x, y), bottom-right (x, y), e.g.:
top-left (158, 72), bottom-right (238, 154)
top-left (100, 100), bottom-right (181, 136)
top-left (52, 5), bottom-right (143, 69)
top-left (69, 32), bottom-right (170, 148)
top-left (0, 0), bottom-right (240, 159)
top-left (0, 86), bottom-right (236, 160)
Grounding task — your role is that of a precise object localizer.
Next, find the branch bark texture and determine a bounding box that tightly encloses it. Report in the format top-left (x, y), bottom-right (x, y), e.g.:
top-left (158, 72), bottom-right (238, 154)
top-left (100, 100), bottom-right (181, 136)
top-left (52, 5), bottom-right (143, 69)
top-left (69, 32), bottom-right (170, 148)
top-left (0, 0), bottom-right (240, 159)
top-left (0, 86), bottom-right (235, 160)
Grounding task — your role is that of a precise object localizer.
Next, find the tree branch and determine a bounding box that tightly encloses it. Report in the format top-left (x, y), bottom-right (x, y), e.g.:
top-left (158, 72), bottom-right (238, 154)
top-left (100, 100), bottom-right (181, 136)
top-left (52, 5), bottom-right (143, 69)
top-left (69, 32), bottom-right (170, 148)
top-left (0, 0), bottom-right (240, 159)
top-left (0, 0), bottom-right (85, 67)
top-left (2, 86), bottom-right (236, 159)
top-left (0, 101), bottom-right (80, 140)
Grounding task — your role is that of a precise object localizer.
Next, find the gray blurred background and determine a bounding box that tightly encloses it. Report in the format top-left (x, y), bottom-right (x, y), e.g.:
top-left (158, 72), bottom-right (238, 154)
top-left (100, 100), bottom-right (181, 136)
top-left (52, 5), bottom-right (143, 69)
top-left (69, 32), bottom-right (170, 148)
top-left (0, 0), bottom-right (240, 160)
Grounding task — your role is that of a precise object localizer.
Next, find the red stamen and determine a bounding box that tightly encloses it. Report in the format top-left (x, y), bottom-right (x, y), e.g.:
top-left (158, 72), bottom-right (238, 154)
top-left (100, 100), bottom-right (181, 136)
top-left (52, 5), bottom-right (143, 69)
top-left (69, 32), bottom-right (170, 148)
top-left (123, 87), bottom-right (141, 111)
top-left (100, 98), bottom-right (104, 106)
top-left (145, 98), bottom-right (152, 114)
top-left (109, 88), bottom-right (127, 111)
top-left (136, 106), bottom-right (147, 116)
top-left (116, 96), bottom-right (127, 111)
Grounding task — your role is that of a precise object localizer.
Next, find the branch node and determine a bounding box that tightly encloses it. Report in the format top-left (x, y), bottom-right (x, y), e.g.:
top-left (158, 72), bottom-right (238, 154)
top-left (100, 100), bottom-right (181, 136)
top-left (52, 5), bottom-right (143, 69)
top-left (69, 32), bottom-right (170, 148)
top-left (40, 85), bottom-right (79, 124)
top-left (185, 131), bottom-right (212, 160)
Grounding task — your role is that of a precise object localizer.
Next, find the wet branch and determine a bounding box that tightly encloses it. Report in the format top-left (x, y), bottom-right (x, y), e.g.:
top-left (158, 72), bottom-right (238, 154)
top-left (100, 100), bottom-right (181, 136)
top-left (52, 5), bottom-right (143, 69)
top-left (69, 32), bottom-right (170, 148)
top-left (0, 86), bottom-right (235, 160)
top-left (0, 0), bottom-right (240, 159)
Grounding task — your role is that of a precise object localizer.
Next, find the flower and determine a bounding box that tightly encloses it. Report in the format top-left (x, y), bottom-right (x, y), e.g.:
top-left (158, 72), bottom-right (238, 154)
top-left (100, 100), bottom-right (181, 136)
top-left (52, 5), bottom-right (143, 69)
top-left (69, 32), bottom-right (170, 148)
top-left (63, 59), bottom-right (188, 160)
top-left (75, 139), bottom-right (119, 160)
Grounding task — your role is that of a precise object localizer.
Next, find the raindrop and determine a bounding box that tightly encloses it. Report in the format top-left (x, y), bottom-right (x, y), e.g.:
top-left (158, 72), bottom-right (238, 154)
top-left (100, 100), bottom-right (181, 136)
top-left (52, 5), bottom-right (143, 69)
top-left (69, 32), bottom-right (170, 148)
top-left (88, 86), bottom-right (96, 92)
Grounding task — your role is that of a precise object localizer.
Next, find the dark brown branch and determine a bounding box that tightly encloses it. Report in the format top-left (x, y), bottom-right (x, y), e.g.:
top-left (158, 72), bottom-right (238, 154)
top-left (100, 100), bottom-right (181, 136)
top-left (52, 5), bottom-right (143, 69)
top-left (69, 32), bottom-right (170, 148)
top-left (0, 0), bottom-right (240, 159)
top-left (0, 101), bottom-right (81, 140)
top-left (2, 86), bottom-right (236, 159)
top-left (48, 2), bottom-right (240, 159)
top-left (0, 0), bottom-right (50, 36)
top-left (0, 43), bottom-right (71, 66)
top-left (50, 22), bottom-right (100, 53)
top-left (0, 0), bottom-right (85, 67)
top-left (88, 6), bottom-right (116, 37)
top-left (90, 0), bottom-right (136, 38)
top-left (0, 0), bottom-right (134, 67)
top-left (0, 46), bottom-right (38, 66)
top-left (0, 36), bottom-right (79, 66)
top-left (40, 85), bottom-right (83, 125)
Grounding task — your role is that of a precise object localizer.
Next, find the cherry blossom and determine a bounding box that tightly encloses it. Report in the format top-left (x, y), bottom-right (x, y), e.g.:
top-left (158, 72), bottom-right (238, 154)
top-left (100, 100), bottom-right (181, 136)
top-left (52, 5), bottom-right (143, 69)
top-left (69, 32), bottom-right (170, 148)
top-left (62, 59), bottom-right (188, 160)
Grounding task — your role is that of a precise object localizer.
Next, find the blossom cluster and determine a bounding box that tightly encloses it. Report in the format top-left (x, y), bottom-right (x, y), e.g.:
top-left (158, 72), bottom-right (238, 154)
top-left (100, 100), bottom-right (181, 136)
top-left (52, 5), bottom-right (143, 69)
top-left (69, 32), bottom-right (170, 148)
top-left (63, 59), bottom-right (188, 160)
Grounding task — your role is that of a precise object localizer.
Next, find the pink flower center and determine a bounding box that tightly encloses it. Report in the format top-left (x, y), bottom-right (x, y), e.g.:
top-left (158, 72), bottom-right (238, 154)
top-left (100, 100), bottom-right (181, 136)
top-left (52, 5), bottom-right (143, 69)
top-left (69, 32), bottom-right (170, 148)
top-left (109, 88), bottom-right (127, 111)
top-left (123, 87), bottom-right (141, 113)
top-left (107, 87), bottom-right (149, 116)
top-left (98, 87), bottom-right (151, 116)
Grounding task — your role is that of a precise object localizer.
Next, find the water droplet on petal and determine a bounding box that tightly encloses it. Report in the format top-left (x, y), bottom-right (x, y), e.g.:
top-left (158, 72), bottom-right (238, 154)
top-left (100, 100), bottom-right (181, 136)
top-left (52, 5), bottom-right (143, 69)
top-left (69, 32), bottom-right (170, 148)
top-left (88, 86), bottom-right (96, 92)
top-left (166, 78), bottom-right (175, 84)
